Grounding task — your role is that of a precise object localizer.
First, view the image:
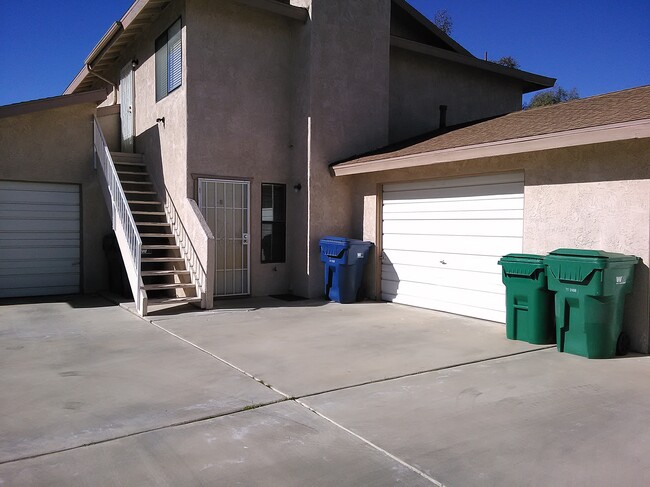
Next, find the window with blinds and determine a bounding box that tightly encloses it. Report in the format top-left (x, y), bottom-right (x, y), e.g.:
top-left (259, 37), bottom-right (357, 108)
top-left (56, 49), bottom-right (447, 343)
top-left (155, 18), bottom-right (182, 102)
top-left (261, 184), bottom-right (286, 264)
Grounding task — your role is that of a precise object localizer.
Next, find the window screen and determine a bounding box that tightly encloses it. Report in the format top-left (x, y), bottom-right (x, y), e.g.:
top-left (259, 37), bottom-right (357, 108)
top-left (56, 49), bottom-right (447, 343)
top-left (156, 18), bottom-right (182, 101)
top-left (261, 184), bottom-right (286, 263)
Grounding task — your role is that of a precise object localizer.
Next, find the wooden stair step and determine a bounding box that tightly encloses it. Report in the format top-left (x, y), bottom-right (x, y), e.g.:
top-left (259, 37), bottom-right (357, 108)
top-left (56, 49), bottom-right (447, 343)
top-left (114, 161), bottom-right (146, 167)
top-left (132, 210), bottom-right (166, 216)
top-left (117, 170), bottom-right (150, 176)
top-left (142, 245), bottom-right (179, 250)
top-left (121, 181), bottom-right (153, 185)
top-left (141, 257), bottom-right (185, 263)
top-left (128, 200), bottom-right (162, 205)
top-left (144, 283), bottom-right (196, 291)
top-left (141, 269), bottom-right (191, 277)
top-left (111, 152), bottom-right (144, 161)
top-left (147, 297), bottom-right (202, 305)
top-left (140, 233), bottom-right (175, 238)
top-left (136, 221), bottom-right (171, 227)
top-left (125, 190), bottom-right (157, 195)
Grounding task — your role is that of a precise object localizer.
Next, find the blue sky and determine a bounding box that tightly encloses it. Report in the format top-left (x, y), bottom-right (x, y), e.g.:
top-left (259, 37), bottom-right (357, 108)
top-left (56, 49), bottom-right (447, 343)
top-left (0, 0), bottom-right (648, 106)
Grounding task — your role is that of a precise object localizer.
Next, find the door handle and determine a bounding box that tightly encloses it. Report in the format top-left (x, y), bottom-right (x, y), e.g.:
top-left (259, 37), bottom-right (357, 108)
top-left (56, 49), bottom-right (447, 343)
top-left (242, 233), bottom-right (249, 245)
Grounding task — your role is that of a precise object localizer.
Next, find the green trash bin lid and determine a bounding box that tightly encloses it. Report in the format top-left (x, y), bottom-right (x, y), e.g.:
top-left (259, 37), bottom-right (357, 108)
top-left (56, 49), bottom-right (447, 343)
top-left (545, 249), bottom-right (638, 283)
top-left (498, 253), bottom-right (546, 277)
top-left (548, 248), bottom-right (638, 264)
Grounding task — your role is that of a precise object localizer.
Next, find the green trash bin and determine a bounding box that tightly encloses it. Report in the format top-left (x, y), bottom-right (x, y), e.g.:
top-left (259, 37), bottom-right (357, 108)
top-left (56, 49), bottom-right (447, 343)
top-left (498, 254), bottom-right (555, 344)
top-left (544, 249), bottom-right (639, 359)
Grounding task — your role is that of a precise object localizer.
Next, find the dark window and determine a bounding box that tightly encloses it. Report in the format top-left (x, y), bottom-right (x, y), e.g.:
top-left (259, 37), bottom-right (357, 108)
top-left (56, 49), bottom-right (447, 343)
top-left (261, 184), bottom-right (286, 263)
top-left (155, 18), bottom-right (182, 102)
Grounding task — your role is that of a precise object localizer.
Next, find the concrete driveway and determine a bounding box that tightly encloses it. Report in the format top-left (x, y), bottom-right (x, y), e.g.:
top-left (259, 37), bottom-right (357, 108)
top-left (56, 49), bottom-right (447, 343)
top-left (1, 295), bottom-right (649, 486)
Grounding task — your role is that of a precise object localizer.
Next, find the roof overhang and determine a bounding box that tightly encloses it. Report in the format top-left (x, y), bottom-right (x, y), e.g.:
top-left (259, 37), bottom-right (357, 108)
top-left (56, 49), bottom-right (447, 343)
top-left (65, 0), bottom-right (309, 95)
top-left (65, 0), bottom-right (173, 94)
top-left (392, 0), bottom-right (473, 57)
top-left (0, 89), bottom-right (108, 119)
top-left (391, 36), bottom-right (555, 93)
top-left (332, 118), bottom-right (650, 176)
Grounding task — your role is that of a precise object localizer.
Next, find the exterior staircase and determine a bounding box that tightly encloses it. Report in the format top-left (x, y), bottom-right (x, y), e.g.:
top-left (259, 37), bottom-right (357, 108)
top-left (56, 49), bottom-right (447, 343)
top-left (111, 152), bottom-right (201, 308)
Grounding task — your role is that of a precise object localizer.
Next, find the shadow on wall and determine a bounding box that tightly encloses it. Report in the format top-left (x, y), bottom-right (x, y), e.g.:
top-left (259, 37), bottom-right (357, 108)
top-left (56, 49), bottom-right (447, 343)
top-left (136, 124), bottom-right (165, 201)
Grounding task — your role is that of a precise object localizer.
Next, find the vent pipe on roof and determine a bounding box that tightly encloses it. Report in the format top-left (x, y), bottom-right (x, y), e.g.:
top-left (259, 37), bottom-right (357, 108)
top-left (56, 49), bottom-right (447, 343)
top-left (86, 65), bottom-right (118, 105)
top-left (439, 105), bottom-right (448, 130)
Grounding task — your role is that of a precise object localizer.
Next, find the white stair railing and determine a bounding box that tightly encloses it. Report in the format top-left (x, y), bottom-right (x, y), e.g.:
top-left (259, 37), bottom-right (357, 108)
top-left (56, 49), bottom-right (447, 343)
top-left (164, 190), bottom-right (209, 307)
top-left (93, 117), bottom-right (147, 315)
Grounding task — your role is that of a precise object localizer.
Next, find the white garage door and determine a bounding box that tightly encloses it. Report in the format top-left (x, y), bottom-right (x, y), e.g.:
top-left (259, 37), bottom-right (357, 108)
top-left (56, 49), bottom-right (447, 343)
top-left (0, 181), bottom-right (80, 298)
top-left (381, 173), bottom-right (524, 323)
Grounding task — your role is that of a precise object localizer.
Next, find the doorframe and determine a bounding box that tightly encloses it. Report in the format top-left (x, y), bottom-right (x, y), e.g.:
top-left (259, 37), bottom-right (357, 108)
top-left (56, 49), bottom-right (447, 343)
top-left (198, 177), bottom-right (251, 297)
top-left (119, 62), bottom-right (135, 153)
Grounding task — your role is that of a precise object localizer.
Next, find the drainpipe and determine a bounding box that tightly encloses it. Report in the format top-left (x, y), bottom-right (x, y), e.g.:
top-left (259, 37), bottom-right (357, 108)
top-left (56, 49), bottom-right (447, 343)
top-left (86, 64), bottom-right (118, 105)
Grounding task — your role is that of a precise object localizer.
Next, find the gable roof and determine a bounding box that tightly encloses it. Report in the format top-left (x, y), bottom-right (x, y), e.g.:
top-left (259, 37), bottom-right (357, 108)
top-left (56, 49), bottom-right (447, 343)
top-left (0, 90), bottom-right (108, 119)
top-left (66, 0), bottom-right (174, 94)
top-left (332, 85), bottom-right (650, 176)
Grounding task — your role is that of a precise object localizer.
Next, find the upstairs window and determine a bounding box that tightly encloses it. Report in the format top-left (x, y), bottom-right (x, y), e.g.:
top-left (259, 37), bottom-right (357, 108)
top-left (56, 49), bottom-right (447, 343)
top-left (155, 18), bottom-right (182, 101)
top-left (261, 184), bottom-right (286, 263)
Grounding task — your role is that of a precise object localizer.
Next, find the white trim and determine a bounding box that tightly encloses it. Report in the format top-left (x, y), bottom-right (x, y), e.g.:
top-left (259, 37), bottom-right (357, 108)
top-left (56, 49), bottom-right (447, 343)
top-left (333, 118), bottom-right (650, 176)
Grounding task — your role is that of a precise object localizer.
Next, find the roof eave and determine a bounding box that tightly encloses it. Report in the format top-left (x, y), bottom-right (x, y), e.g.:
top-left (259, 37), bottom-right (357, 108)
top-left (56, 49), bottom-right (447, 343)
top-left (0, 89), bottom-right (108, 119)
top-left (391, 36), bottom-right (555, 93)
top-left (332, 118), bottom-right (650, 176)
top-left (392, 0), bottom-right (473, 57)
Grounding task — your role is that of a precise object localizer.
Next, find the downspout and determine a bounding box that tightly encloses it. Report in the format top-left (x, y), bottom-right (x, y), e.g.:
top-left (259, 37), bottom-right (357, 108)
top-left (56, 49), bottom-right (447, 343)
top-left (86, 65), bottom-right (118, 105)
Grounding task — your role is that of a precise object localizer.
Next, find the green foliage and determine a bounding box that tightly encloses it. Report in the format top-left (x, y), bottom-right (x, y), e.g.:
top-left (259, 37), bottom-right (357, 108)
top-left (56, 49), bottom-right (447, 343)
top-left (493, 56), bottom-right (520, 70)
top-left (434, 10), bottom-right (453, 35)
top-left (525, 86), bottom-right (580, 109)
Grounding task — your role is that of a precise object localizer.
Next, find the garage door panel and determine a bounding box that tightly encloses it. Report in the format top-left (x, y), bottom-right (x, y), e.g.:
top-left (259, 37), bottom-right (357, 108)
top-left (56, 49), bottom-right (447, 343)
top-left (0, 232), bottom-right (80, 242)
top-left (383, 249), bottom-right (501, 273)
top-left (384, 172), bottom-right (524, 192)
top-left (382, 219), bottom-right (524, 237)
top-left (382, 264), bottom-right (503, 294)
top-left (383, 209), bottom-right (523, 221)
top-left (383, 234), bottom-right (522, 257)
top-left (381, 280), bottom-right (504, 312)
top-left (0, 260), bottom-right (80, 276)
top-left (0, 285), bottom-right (80, 299)
top-left (383, 182), bottom-right (524, 202)
top-left (0, 181), bottom-right (80, 297)
top-left (383, 198), bottom-right (524, 214)
top-left (381, 173), bottom-right (523, 323)
top-left (1, 247), bottom-right (80, 260)
top-left (0, 218), bottom-right (80, 232)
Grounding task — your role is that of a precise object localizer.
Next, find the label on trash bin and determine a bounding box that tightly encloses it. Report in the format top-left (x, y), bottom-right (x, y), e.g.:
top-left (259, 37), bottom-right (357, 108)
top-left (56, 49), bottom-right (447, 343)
top-left (616, 276), bottom-right (626, 285)
top-left (566, 287), bottom-right (577, 293)
top-left (357, 252), bottom-right (364, 258)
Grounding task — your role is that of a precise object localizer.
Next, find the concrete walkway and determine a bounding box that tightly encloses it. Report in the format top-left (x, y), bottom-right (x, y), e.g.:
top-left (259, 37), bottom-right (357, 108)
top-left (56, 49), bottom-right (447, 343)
top-left (1, 295), bottom-right (649, 486)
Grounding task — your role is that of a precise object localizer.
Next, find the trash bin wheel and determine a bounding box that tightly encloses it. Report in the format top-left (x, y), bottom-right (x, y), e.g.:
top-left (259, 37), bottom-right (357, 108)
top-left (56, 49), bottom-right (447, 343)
top-left (616, 332), bottom-right (630, 356)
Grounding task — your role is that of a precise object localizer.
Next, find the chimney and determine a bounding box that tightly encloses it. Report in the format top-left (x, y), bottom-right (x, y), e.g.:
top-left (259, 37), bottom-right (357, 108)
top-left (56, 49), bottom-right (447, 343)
top-left (439, 105), bottom-right (448, 130)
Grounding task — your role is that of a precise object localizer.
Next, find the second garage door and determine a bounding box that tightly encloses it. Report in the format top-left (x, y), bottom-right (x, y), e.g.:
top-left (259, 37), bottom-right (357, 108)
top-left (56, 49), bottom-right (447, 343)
top-left (381, 173), bottom-right (524, 323)
top-left (0, 181), bottom-right (81, 298)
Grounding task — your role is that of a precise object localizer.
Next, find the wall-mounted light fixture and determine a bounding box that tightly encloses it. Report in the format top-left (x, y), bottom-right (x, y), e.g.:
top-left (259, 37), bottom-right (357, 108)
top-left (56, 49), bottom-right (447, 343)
top-left (293, 183), bottom-right (302, 193)
top-left (156, 117), bottom-right (165, 127)
top-left (131, 59), bottom-right (139, 69)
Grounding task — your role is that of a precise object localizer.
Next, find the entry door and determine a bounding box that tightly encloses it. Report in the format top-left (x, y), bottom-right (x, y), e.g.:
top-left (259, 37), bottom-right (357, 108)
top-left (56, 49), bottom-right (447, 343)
top-left (120, 63), bottom-right (134, 153)
top-left (199, 179), bottom-right (250, 297)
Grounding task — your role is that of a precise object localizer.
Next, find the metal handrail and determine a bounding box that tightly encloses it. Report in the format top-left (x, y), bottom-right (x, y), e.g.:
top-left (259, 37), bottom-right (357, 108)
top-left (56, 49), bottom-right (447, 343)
top-left (93, 117), bottom-right (145, 314)
top-left (164, 190), bottom-right (208, 301)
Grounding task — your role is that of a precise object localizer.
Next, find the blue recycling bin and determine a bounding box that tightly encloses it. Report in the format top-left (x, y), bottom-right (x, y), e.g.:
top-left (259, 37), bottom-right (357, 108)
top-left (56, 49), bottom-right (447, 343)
top-left (319, 236), bottom-right (373, 303)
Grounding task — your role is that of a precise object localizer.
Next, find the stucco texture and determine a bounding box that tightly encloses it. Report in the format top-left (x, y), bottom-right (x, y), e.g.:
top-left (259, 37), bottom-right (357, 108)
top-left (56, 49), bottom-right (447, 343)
top-left (0, 102), bottom-right (111, 293)
top-left (348, 139), bottom-right (650, 353)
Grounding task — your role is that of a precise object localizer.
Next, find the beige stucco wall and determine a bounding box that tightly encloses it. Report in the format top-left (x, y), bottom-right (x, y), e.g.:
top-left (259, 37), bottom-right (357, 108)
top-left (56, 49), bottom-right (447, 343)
top-left (0, 102), bottom-right (112, 293)
top-left (301, 0), bottom-right (392, 297)
top-left (347, 138), bottom-right (650, 353)
top-left (185, 0), bottom-right (300, 297)
top-left (388, 47), bottom-right (524, 143)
